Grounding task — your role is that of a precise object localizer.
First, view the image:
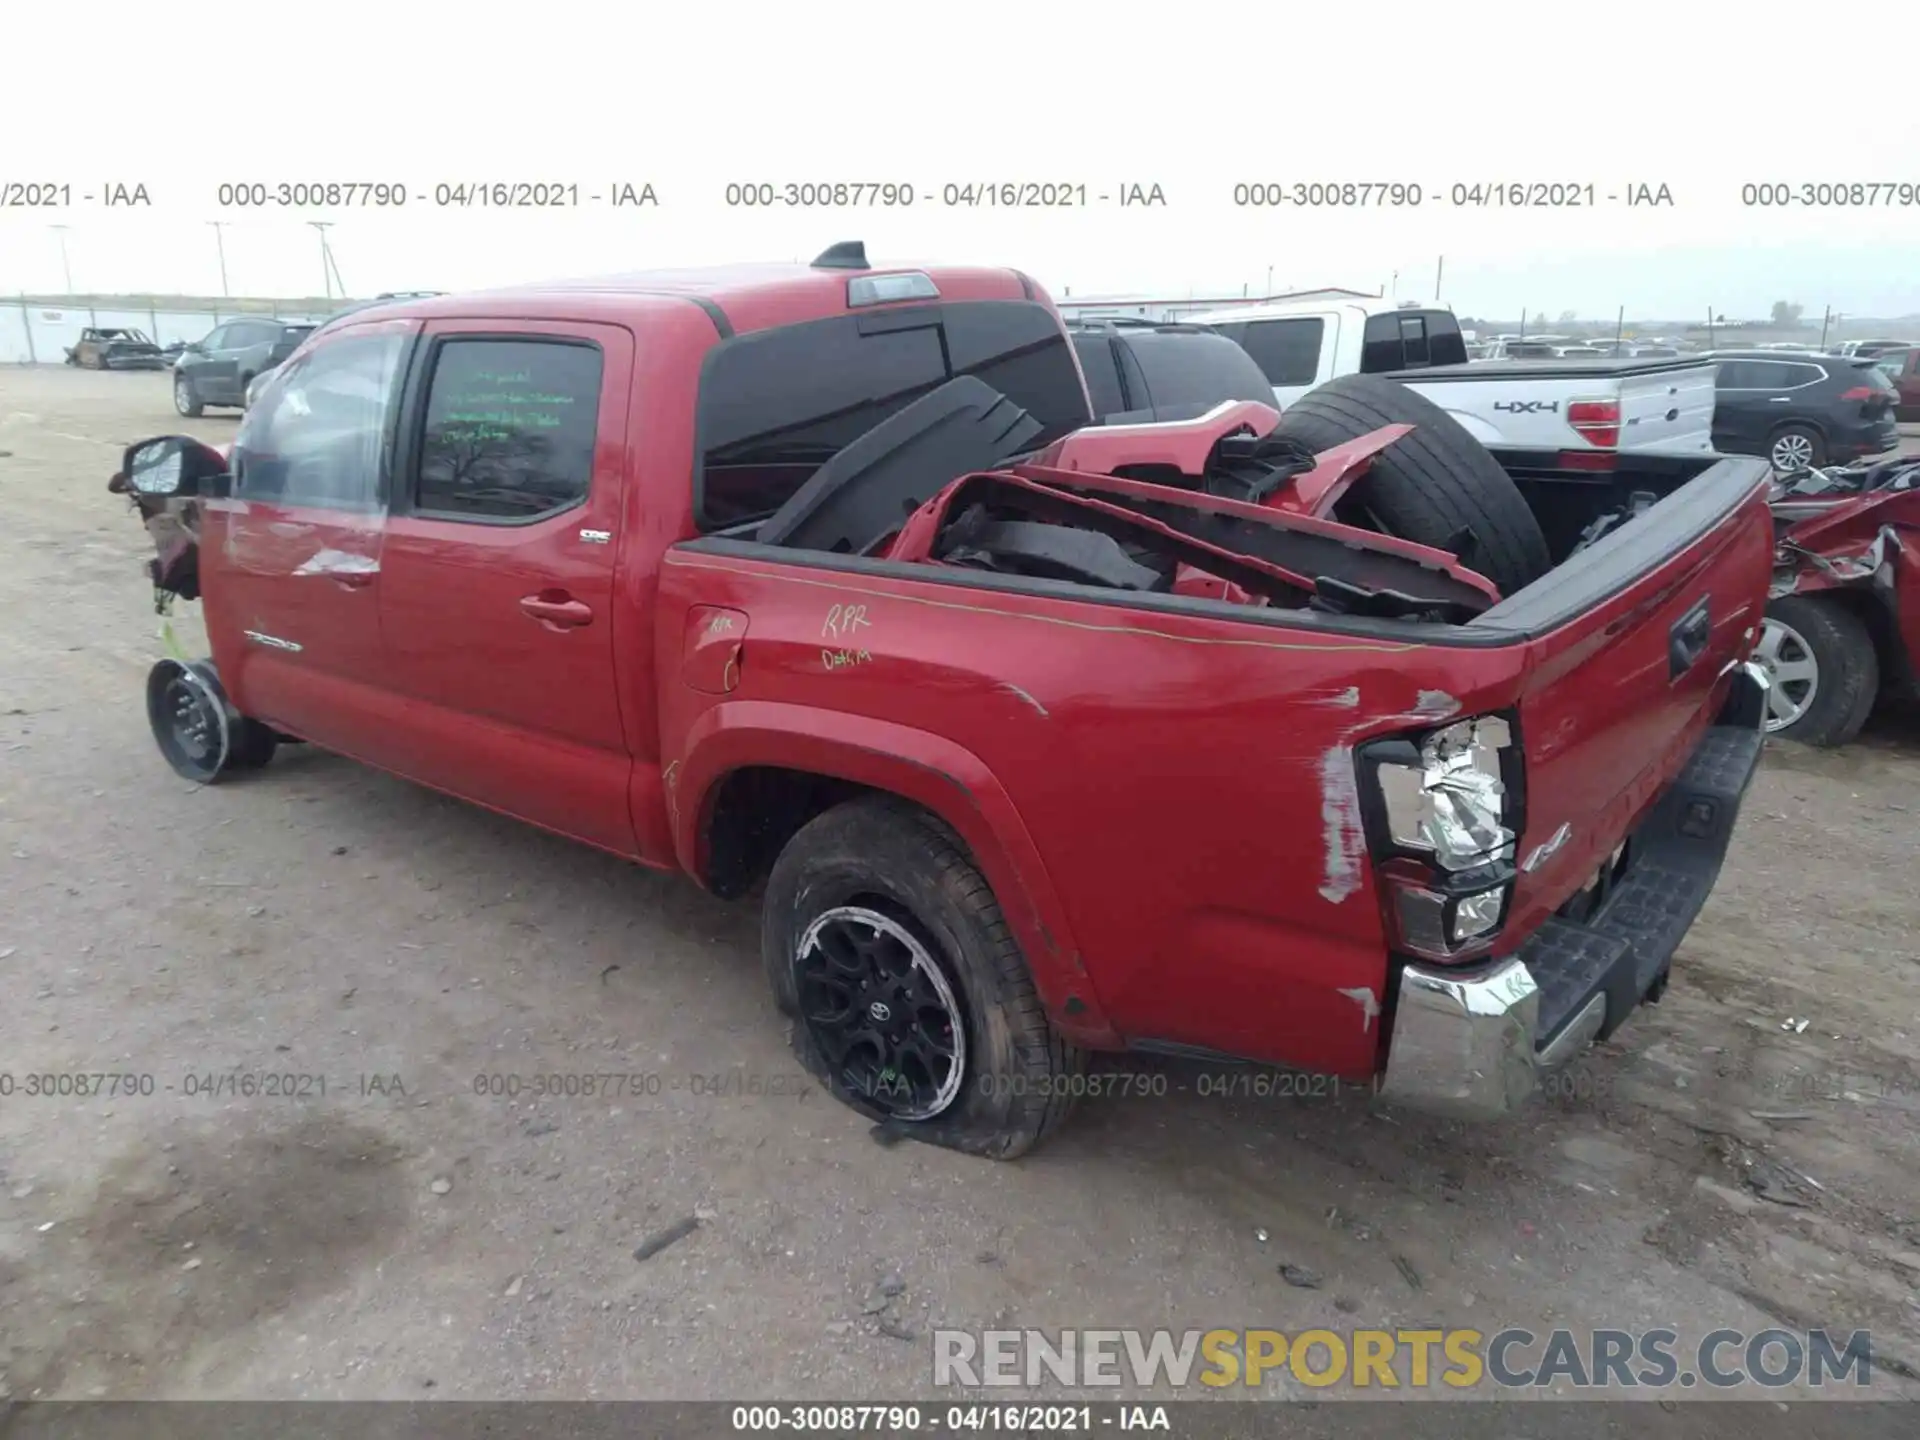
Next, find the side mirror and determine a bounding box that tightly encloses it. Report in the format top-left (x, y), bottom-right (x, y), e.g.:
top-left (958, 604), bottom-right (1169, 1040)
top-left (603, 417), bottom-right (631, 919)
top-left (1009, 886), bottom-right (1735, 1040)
top-left (121, 435), bottom-right (228, 499)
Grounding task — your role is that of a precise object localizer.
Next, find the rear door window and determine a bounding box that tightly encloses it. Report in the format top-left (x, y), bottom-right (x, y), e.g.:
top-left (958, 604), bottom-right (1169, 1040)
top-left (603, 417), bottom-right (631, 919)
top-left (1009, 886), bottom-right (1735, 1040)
top-left (1122, 331), bottom-right (1276, 411)
top-left (1070, 333), bottom-right (1128, 417)
top-left (696, 300), bottom-right (1090, 529)
top-left (1761, 361), bottom-right (1824, 389)
top-left (1228, 318), bottom-right (1323, 386)
top-left (412, 338), bottom-right (604, 521)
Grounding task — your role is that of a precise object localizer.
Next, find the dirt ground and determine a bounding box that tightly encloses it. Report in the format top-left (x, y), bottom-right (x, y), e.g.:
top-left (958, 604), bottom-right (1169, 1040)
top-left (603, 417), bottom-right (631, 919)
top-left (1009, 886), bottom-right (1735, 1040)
top-left (1, 366), bottom-right (1918, 1408)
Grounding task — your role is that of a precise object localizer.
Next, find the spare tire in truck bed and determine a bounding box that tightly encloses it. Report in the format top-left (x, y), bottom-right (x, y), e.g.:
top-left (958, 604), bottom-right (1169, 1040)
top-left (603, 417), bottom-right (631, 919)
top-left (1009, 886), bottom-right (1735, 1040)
top-left (1271, 373), bottom-right (1553, 595)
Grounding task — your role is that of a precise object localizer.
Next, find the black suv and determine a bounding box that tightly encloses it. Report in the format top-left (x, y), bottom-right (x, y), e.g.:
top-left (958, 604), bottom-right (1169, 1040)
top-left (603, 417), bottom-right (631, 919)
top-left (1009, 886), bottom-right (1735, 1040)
top-left (1067, 319), bottom-right (1277, 423)
top-left (1707, 350), bottom-right (1901, 471)
top-left (173, 319), bottom-right (317, 416)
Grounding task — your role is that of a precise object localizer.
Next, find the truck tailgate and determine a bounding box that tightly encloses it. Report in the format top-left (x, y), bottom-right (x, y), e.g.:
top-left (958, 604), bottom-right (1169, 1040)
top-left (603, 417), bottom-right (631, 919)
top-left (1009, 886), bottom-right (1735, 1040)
top-left (1396, 358), bottom-right (1718, 453)
top-left (1615, 365), bottom-right (1717, 452)
top-left (1471, 457), bottom-right (1774, 931)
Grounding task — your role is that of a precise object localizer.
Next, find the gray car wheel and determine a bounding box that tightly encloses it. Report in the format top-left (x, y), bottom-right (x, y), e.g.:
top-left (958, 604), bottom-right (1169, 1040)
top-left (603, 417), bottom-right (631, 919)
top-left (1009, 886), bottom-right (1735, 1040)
top-left (173, 374), bottom-right (203, 418)
top-left (1756, 597), bottom-right (1878, 747)
top-left (1755, 616), bottom-right (1820, 732)
top-left (1768, 425), bottom-right (1823, 472)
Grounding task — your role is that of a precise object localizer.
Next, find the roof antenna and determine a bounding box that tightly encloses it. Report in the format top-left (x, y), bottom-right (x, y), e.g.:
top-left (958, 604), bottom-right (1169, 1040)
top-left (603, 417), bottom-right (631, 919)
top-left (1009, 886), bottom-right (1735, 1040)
top-left (811, 241), bottom-right (869, 271)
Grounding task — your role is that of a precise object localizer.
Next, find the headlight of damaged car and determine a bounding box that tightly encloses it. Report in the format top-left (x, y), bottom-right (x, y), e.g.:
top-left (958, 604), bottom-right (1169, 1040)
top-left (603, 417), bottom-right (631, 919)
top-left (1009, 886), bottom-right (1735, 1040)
top-left (1372, 717), bottom-right (1515, 871)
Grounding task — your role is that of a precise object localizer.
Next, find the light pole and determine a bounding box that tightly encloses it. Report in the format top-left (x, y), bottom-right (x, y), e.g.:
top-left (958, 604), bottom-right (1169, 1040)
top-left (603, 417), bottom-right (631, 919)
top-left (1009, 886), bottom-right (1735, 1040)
top-left (49, 225), bottom-right (74, 293)
top-left (208, 221), bottom-right (230, 297)
top-left (307, 220), bottom-right (335, 300)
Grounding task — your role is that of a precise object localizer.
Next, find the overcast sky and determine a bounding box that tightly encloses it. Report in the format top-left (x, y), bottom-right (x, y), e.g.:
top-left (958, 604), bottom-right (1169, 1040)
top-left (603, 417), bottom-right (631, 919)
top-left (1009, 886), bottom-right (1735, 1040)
top-left (6, 2), bottom-right (1918, 321)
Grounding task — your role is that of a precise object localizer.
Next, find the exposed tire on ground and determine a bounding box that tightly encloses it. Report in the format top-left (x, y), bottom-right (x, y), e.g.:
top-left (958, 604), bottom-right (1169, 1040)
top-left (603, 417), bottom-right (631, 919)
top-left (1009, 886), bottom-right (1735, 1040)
top-left (173, 374), bottom-right (203, 418)
top-left (1271, 372), bottom-right (1554, 595)
top-left (145, 659), bottom-right (278, 783)
top-left (760, 795), bottom-right (1084, 1159)
top-left (1768, 423), bottom-right (1826, 473)
top-left (225, 719), bottom-right (280, 771)
top-left (1758, 596), bottom-right (1878, 747)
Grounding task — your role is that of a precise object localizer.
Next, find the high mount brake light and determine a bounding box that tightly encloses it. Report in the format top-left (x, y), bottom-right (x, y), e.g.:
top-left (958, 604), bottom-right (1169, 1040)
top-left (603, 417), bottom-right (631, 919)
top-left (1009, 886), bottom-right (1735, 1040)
top-left (847, 272), bottom-right (940, 308)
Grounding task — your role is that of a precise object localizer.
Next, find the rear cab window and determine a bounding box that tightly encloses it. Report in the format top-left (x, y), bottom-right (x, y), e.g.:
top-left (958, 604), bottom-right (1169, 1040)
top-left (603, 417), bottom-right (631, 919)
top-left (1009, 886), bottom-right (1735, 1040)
top-left (1361, 310), bottom-right (1467, 371)
top-left (695, 300), bottom-right (1091, 531)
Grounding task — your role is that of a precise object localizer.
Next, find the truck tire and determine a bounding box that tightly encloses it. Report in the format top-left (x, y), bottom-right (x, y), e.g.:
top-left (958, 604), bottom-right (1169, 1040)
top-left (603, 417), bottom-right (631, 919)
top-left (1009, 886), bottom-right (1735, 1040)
top-left (761, 795), bottom-right (1085, 1159)
top-left (1758, 596), bottom-right (1878, 747)
top-left (1271, 372), bottom-right (1553, 594)
top-left (146, 659), bottom-right (278, 783)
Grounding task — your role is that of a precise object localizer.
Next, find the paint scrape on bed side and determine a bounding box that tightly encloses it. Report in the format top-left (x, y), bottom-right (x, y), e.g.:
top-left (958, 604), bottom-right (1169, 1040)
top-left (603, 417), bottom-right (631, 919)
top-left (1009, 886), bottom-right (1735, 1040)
top-left (1318, 745), bottom-right (1365, 905)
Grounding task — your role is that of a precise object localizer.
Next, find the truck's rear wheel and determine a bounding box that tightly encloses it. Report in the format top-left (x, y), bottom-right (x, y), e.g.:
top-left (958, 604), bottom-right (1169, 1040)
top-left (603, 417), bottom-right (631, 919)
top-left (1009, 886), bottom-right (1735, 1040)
top-left (1758, 597), bottom-right (1877, 747)
top-left (1272, 372), bottom-right (1553, 595)
top-left (761, 796), bottom-right (1084, 1158)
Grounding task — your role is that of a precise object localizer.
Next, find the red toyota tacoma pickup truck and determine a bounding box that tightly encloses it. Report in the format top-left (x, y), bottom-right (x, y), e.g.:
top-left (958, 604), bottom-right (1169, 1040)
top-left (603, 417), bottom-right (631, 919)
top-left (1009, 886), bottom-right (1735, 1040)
top-left (113, 245), bottom-right (1776, 1158)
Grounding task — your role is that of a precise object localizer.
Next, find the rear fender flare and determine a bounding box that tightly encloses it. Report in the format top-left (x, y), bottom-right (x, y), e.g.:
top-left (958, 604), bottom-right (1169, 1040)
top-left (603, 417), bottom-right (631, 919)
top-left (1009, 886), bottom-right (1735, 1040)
top-left (672, 700), bottom-right (1116, 1044)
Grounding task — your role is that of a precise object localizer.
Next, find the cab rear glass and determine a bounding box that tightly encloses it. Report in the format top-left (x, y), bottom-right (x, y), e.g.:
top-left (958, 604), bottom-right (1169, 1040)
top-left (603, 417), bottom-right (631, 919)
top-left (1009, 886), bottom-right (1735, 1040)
top-left (694, 301), bottom-right (1092, 530)
top-left (1362, 310), bottom-right (1469, 371)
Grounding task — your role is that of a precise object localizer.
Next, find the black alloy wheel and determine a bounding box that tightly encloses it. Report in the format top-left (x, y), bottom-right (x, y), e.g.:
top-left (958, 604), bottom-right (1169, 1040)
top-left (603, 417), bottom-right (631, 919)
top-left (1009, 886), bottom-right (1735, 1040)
top-left (793, 905), bottom-right (967, 1122)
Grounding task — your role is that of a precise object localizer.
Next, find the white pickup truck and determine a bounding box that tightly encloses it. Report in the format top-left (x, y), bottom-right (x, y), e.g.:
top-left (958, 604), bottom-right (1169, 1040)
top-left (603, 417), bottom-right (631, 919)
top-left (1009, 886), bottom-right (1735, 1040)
top-left (1185, 296), bottom-right (1718, 458)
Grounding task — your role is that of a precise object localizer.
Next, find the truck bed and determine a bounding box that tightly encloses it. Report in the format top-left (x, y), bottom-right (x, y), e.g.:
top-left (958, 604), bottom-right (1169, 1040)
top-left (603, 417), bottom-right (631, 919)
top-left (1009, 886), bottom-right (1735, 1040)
top-left (657, 447), bottom-right (1772, 1077)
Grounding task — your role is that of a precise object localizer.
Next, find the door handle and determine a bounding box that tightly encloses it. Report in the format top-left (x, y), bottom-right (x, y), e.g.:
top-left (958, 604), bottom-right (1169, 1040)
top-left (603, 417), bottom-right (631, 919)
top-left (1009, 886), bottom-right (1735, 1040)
top-left (519, 593), bottom-right (594, 629)
top-left (1669, 597), bottom-right (1711, 680)
top-left (1768, 396), bottom-right (1791, 403)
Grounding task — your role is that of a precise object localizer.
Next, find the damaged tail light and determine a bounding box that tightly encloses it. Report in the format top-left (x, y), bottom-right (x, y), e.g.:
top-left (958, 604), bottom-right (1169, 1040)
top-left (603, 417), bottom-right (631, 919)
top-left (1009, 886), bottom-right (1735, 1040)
top-left (1355, 714), bottom-right (1525, 963)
